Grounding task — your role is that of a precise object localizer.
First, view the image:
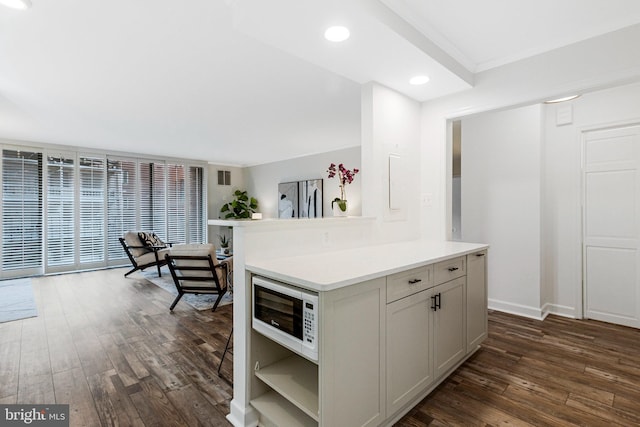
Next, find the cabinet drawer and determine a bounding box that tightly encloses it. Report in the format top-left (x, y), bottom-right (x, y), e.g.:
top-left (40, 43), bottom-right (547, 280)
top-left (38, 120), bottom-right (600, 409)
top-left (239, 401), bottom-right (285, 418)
top-left (434, 257), bottom-right (465, 284)
top-left (386, 265), bottom-right (433, 303)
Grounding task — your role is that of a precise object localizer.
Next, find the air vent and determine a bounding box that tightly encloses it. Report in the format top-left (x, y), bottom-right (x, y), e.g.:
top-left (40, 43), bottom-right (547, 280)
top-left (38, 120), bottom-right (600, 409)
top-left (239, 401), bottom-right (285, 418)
top-left (218, 170), bottom-right (231, 186)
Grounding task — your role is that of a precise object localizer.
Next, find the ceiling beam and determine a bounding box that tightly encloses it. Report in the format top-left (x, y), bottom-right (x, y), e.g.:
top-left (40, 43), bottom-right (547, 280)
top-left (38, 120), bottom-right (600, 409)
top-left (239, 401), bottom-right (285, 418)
top-left (365, 0), bottom-right (475, 87)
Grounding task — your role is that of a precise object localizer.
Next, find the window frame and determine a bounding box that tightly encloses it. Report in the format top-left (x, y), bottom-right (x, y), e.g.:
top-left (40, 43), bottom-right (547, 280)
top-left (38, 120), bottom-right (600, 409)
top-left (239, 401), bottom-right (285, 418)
top-left (0, 140), bottom-right (208, 277)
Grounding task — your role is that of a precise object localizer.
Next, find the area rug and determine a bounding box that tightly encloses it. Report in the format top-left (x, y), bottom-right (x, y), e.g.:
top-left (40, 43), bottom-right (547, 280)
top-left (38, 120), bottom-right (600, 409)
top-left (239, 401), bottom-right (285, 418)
top-left (140, 267), bottom-right (233, 311)
top-left (0, 278), bottom-right (37, 323)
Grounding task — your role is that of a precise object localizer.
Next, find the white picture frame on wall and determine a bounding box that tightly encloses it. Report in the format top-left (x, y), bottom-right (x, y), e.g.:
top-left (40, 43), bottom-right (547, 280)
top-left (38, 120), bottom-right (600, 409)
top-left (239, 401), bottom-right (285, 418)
top-left (278, 182), bottom-right (298, 218)
top-left (299, 179), bottom-right (323, 218)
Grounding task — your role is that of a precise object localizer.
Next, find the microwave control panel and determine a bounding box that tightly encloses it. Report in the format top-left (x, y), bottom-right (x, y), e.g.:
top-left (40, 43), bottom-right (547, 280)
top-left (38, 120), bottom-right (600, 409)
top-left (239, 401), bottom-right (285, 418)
top-left (303, 302), bottom-right (316, 346)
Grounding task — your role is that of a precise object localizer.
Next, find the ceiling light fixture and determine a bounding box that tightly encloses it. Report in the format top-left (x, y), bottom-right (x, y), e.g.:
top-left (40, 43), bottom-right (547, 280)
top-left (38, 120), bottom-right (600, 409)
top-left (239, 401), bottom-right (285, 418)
top-left (544, 94), bottom-right (581, 104)
top-left (324, 26), bottom-right (350, 42)
top-left (409, 75), bottom-right (430, 85)
top-left (0, 0), bottom-right (31, 9)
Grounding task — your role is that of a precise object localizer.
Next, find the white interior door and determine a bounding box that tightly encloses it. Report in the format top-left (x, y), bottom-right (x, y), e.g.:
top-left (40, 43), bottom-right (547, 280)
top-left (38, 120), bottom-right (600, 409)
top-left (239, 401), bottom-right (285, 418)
top-left (583, 125), bottom-right (640, 328)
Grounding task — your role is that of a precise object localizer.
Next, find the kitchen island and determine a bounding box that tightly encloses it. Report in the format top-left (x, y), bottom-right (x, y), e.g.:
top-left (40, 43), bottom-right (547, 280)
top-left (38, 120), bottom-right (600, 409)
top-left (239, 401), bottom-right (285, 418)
top-left (245, 240), bottom-right (488, 427)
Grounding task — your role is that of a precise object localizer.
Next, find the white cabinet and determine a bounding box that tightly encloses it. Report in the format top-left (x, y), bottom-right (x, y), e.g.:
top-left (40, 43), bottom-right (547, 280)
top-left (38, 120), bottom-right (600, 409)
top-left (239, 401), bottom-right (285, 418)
top-left (250, 335), bottom-right (319, 427)
top-left (251, 278), bottom-right (386, 427)
top-left (386, 290), bottom-right (433, 415)
top-left (253, 356), bottom-right (319, 424)
top-left (467, 250), bottom-right (488, 350)
top-left (385, 256), bottom-right (469, 416)
top-left (433, 256), bottom-right (466, 284)
top-left (320, 278), bottom-right (386, 427)
top-left (249, 250), bottom-right (487, 427)
top-left (431, 277), bottom-right (466, 379)
top-left (386, 265), bottom-right (433, 303)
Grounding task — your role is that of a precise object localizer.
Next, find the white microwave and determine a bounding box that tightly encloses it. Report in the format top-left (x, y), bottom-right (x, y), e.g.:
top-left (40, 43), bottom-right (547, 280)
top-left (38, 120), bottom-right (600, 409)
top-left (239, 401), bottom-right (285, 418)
top-left (252, 276), bottom-right (319, 362)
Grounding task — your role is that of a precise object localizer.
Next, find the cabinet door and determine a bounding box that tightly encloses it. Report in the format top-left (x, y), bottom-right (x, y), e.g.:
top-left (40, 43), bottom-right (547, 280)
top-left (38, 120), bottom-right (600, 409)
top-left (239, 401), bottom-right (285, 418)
top-left (467, 251), bottom-right (488, 350)
top-left (320, 278), bottom-right (386, 427)
top-left (432, 277), bottom-right (466, 379)
top-left (386, 290), bottom-right (433, 415)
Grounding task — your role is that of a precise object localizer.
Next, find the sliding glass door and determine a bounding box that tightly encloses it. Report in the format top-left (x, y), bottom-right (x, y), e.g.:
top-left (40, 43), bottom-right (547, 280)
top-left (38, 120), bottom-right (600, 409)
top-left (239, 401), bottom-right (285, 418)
top-left (1, 149), bottom-right (43, 278)
top-left (107, 158), bottom-right (137, 265)
top-left (0, 145), bottom-right (207, 277)
top-left (78, 155), bottom-right (106, 268)
top-left (46, 153), bottom-right (75, 272)
top-left (188, 166), bottom-right (204, 244)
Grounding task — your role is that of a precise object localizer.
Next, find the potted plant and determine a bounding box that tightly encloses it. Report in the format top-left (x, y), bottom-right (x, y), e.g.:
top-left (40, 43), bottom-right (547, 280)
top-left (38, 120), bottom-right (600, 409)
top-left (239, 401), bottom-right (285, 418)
top-left (218, 234), bottom-right (231, 255)
top-left (220, 190), bottom-right (259, 219)
top-left (327, 163), bottom-right (359, 216)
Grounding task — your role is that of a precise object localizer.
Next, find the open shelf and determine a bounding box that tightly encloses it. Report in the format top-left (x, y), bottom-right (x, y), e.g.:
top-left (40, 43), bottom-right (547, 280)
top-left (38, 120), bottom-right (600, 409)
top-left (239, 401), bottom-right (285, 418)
top-left (251, 390), bottom-right (317, 427)
top-left (254, 355), bottom-right (319, 421)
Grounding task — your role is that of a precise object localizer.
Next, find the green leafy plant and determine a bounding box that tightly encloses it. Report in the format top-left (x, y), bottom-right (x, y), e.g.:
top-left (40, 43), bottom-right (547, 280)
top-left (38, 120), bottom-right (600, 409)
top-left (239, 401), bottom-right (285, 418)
top-left (218, 234), bottom-right (230, 248)
top-left (220, 190), bottom-right (258, 219)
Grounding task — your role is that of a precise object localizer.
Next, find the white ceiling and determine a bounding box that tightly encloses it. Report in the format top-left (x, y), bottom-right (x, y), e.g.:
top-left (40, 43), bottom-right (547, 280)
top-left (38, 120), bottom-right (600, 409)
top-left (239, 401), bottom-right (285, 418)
top-left (1, 0), bottom-right (640, 166)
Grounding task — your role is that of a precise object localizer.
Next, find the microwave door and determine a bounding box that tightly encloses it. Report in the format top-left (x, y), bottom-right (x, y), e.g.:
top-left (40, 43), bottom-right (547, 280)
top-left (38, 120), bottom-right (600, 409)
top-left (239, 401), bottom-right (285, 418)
top-left (254, 285), bottom-right (303, 339)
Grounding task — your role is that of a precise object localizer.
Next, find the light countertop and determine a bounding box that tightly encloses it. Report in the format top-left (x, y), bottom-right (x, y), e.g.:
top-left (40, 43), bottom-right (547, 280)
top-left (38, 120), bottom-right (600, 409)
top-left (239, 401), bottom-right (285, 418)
top-left (246, 240), bottom-right (488, 291)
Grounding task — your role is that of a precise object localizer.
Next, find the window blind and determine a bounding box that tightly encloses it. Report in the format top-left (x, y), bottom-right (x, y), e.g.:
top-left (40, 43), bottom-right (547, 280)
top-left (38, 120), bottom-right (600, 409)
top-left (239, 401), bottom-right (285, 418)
top-left (188, 166), bottom-right (204, 243)
top-left (46, 155), bottom-right (75, 267)
top-left (79, 156), bottom-right (105, 265)
top-left (1, 150), bottom-right (43, 274)
top-left (107, 158), bottom-right (137, 261)
top-left (167, 164), bottom-right (186, 244)
top-left (0, 147), bottom-right (206, 275)
top-left (139, 161), bottom-right (167, 241)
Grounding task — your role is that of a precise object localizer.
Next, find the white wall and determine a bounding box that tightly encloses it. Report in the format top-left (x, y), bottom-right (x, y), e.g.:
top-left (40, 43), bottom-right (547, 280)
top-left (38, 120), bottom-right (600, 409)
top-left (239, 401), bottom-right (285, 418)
top-left (453, 82), bottom-right (640, 320)
top-left (421, 23), bottom-right (640, 243)
top-left (361, 82), bottom-right (422, 242)
top-left (244, 146), bottom-right (361, 219)
top-left (227, 82), bottom-right (423, 425)
top-left (461, 105), bottom-right (542, 317)
top-left (207, 163), bottom-right (246, 246)
top-left (420, 24), bottom-right (640, 319)
top-left (543, 81), bottom-right (640, 318)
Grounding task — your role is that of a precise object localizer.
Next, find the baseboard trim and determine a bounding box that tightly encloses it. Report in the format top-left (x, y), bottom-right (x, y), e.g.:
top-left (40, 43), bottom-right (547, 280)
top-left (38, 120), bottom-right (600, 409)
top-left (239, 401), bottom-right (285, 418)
top-left (488, 298), bottom-right (545, 320)
top-left (226, 399), bottom-right (258, 427)
top-left (541, 302), bottom-right (577, 319)
top-left (489, 299), bottom-right (579, 321)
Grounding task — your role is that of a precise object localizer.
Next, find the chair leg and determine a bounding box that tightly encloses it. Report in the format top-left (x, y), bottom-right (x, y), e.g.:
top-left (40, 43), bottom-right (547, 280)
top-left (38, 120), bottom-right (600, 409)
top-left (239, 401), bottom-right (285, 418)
top-left (156, 262), bottom-right (162, 277)
top-left (211, 290), bottom-right (226, 312)
top-left (124, 266), bottom-right (138, 277)
top-left (218, 327), bottom-right (233, 378)
top-left (170, 293), bottom-right (184, 311)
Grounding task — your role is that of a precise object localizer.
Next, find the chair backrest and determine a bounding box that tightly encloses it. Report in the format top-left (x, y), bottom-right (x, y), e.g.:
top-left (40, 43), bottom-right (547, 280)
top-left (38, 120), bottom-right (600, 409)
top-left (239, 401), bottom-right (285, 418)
top-left (165, 244), bottom-right (227, 289)
top-left (122, 231), bottom-right (148, 258)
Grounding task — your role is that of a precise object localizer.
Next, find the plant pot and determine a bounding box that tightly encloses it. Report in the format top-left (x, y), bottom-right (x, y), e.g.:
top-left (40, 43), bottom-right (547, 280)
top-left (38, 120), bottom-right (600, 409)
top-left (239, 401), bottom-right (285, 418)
top-left (332, 199), bottom-right (348, 217)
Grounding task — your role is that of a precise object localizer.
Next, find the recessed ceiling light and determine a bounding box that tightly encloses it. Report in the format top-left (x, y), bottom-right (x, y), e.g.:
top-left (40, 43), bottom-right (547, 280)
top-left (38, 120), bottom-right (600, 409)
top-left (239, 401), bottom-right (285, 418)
top-left (409, 75), bottom-right (430, 85)
top-left (0, 0), bottom-right (31, 9)
top-left (324, 26), bottom-right (350, 42)
top-left (544, 94), bottom-right (581, 104)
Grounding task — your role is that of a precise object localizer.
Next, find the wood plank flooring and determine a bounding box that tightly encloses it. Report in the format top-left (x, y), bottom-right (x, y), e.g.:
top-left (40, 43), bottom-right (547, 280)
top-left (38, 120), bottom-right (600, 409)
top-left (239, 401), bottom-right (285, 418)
top-left (1, 268), bottom-right (640, 426)
top-left (401, 311), bottom-right (640, 426)
top-left (0, 268), bottom-right (233, 426)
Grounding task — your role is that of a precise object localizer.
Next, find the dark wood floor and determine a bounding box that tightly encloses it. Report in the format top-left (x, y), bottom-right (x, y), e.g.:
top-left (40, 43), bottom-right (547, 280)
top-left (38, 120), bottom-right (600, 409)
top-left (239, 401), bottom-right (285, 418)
top-left (1, 269), bottom-right (640, 426)
top-left (0, 268), bottom-right (234, 426)
top-left (402, 311), bottom-right (640, 426)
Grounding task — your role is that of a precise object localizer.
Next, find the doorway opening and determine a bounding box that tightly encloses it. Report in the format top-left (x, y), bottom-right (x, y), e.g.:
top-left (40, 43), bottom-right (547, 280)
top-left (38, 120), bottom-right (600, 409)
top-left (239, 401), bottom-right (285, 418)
top-left (452, 120), bottom-right (462, 241)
